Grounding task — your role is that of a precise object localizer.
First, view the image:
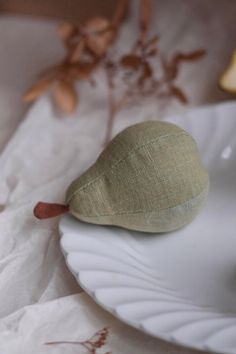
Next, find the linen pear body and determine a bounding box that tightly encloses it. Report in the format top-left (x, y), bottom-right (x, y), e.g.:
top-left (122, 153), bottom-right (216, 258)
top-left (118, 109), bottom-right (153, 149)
top-left (66, 121), bottom-right (209, 233)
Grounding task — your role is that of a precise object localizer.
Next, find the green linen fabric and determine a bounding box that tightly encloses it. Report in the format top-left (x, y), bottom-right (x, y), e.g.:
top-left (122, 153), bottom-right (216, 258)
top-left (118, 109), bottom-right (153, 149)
top-left (66, 121), bottom-right (209, 233)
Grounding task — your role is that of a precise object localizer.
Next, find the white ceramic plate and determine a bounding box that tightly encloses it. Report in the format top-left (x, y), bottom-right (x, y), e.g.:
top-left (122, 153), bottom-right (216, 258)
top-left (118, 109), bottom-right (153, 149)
top-left (59, 102), bottom-right (236, 354)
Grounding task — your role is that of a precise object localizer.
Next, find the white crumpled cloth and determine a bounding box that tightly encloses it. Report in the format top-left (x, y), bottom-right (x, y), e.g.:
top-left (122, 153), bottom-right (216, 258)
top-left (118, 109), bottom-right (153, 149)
top-left (0, 1), bottom-right (235, 353)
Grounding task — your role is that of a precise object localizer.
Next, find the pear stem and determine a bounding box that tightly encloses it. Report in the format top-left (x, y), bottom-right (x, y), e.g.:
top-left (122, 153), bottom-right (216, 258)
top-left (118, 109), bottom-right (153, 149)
top-left (34, 202), bottom-right (69, 219)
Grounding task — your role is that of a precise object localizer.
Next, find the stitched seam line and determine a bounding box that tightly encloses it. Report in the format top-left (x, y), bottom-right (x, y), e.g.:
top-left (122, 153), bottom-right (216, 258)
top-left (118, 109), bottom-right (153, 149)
top-left (77, 183), bottom-right (209, 218)
top-left (67, 131), bottom-right (192, 203)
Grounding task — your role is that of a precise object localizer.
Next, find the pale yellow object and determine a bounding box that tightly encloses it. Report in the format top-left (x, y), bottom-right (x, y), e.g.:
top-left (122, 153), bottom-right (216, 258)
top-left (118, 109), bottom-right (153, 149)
top-left (219, 49), bottom-right (236, 93)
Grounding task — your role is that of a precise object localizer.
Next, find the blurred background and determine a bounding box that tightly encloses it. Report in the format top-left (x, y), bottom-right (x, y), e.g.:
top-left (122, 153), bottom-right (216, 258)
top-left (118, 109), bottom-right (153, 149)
top-left (0, 0), bottom-right (235, 151)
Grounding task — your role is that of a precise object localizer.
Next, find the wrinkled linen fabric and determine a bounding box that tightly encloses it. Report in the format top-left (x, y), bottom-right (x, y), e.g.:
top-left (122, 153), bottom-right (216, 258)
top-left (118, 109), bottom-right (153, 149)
top-left (0, 1), bottom-right (235, 353)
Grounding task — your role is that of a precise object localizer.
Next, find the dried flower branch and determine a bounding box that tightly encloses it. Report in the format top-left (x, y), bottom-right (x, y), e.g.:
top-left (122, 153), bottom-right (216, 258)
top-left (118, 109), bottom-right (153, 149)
top-left (45, 327), bottom-right (111, 354)
top-left (23, 1), bottom-right (129, 113)
top-left (139, 0), bottom-right (152, 44)
top-left (100, 0), bottom-right (205, 144)
top-left (23, 0), bottom-right (206, 145)
top-left (112, 0), bottom-right (129, 26)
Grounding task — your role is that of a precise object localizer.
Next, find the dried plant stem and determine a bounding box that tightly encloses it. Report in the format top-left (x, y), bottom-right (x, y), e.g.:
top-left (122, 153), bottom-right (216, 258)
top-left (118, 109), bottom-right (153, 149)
top-left (104, 91), bottom-right (116, 146)
top-left (104, 71), bottom-right (135, 145)
top-left (46, 340), bottom-right (98, 352)
top-left (103, 66), bottom-right (114, 145)
top-left (45, 327), bottom-right (110, 354)
top-left (139, 0), bottom-right (152, 45)
top-left (46, 341), bottom-right (81, 345)
top-left (46, 341), bottom-right (101, 354)
top-left (112, 0), bottom-right (130, 26)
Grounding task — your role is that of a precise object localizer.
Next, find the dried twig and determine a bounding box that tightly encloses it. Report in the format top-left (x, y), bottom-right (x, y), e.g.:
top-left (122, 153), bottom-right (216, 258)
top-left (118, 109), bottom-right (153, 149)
top-left (45, 327), bottom-right (111, 354)
top-left (112, 0), bottom-right (130, 26)
top-left (139, 0), bottom-right (152, 44)
top-left (100, 0), bottom-right (205, 144)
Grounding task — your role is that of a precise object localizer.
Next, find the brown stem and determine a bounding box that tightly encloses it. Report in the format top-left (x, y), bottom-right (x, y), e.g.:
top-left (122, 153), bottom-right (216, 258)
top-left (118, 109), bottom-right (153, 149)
top-left (104, 89), bottom-right (116, 146)
top-left (103, 68), bottom-right (138, 146)
top-left (46, 341), bottom-right (81, 345)
top-left (112, 0), bottom-right (130, 27)
top-left (103, 67), bottom-right (116, 146)
top-left (139, 0), bottom-right (152, 46)
top-left (34, 202), bottom-right (69, 219)
top-left (104, 88), bottom-right (134, 146)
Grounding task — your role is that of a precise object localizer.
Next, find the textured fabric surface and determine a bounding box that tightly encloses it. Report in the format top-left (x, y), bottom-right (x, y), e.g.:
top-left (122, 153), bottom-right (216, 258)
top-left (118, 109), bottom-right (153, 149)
top-left (1, 2), bottom-right (236, 352)
top-left (67, 122), bottom-right (209, 232)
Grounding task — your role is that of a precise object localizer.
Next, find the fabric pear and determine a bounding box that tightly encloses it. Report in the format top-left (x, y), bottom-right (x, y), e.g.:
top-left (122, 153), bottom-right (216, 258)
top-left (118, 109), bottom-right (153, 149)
top-left (65, 121), bottom-right (209, 233)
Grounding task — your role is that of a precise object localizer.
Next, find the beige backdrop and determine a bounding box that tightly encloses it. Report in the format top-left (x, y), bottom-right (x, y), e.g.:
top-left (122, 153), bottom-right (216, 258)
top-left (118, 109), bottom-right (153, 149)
top-left (0, 0), bottom-right (117, 21)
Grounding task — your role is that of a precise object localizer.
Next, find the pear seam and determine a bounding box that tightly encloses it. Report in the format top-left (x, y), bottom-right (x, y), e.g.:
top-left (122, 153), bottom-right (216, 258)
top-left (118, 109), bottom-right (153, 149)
top-left (67, 131), bottom-right (193, 203)
top-left (72, 179), bottom-right (209, 218)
